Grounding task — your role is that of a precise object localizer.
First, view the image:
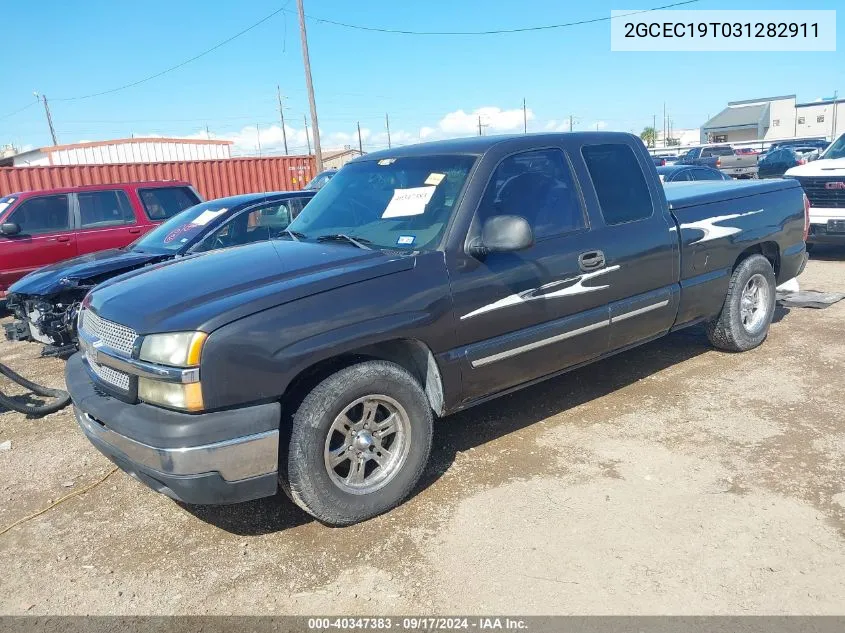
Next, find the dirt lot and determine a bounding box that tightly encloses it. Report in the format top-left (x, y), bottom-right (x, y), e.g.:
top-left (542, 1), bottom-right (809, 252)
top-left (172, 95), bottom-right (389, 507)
top-left (1, 250), bottom-right (844, 615)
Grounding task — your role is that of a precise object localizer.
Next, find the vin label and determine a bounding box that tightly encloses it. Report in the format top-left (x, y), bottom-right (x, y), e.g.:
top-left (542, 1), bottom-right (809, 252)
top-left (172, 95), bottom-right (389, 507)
top-left (611, 10), bottom-right (836, 51)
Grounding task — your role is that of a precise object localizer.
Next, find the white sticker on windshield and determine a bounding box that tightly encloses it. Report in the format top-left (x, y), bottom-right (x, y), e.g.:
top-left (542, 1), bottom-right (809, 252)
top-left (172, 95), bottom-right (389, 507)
top-left (190, 209), bottom-right (227, 226)
top-left (382, 187), bottom-right (436, 218)
top-left (425, 172), bottom-right (445, 186)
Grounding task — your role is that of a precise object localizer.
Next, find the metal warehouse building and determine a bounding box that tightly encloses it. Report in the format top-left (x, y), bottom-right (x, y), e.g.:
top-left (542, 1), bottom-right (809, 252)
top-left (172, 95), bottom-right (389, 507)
top-left (2, 137), bottom-right (233, 167)
top-left (702, 95), bottom-right (845, 144)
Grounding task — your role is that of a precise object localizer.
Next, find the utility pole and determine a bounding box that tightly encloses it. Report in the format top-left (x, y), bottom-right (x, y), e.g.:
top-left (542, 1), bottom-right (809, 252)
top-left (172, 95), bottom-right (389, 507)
top-left (663, 102), bottom-right (667, 148)
top-left (478, 115), bottom-right (482, 136)
top-left (523, 98), bottom-right (527, 134)
top-left (303, 114), bottom-right (312, 154)
top-left (385, 113), bottom-right (392, 148)
top-left (357, 121), bottom-right (363, 153)
top-left (569, 115), bottom-right (573, 132)
top-left (256, 123), bottom-right (262, 157)
top-left (297, 0), bottom-right (323, 171)
top-left (35, 93), bottom-right (58, 146)
top-left (205, 124), bottom-right (211, 140)
top-left (276, 85), bottom-right (289, 154)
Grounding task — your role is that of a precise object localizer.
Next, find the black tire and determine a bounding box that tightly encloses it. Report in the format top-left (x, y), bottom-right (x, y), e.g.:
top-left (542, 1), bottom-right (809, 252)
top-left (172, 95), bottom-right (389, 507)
top-left (280, 360), bottom-right (433, 526)
top-left (705, 254), bottom-right (776, 352)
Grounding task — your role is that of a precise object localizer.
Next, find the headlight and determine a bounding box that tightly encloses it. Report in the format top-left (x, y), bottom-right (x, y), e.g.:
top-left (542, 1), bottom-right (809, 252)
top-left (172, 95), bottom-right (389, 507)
top-left (138, 378), bottom-right (204, 412)
top-left (139, 332), bottom-right (207, 367)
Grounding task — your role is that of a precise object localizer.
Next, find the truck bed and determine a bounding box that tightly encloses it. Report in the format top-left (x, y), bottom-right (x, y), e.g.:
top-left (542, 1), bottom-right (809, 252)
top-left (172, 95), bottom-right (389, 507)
top-left (664, 179), bottom-right (800, 210)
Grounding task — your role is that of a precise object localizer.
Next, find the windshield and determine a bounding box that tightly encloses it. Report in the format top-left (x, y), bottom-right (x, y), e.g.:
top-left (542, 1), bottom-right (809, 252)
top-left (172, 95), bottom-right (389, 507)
top-left (822, 135), bottom-right (845, 160)
top-left (132, 199), bottom-right (232, 253)
top-left (287, 155), bottom-right (476, 250)
top-left (0, 196), bottom-right (16, 216)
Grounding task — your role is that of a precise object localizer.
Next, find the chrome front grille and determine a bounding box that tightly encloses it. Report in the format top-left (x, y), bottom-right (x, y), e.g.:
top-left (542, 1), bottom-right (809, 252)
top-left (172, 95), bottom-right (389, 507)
top-left (79, 309), bottom-right (138, 355)
top-left (88, 357), bottom-right (131, 391)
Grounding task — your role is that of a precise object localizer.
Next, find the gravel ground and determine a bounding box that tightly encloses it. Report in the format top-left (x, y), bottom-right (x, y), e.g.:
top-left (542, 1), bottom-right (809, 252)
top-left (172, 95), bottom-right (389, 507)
top-left (1, 249), bottom-right (844, 615)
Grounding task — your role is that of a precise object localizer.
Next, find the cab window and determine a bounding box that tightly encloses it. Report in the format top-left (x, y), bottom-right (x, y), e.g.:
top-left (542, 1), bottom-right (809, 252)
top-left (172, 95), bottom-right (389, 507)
top-left (582, 144), bottom-right (653, 225)
top-left (138, 187), bottom-right (199, 221)
top-left (78, 190), bottom-right (135, 228)
top-left (476, 148), bottom-right (586, 240)
top-left (193, 200), bottom-right (296, 253)
top-left (6, 195), bottom-right (70, 235)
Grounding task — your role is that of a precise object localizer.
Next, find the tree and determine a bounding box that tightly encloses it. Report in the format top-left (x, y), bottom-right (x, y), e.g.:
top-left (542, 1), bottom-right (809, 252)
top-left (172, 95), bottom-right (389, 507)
top-left (640, 126), bottom-right (657, 148)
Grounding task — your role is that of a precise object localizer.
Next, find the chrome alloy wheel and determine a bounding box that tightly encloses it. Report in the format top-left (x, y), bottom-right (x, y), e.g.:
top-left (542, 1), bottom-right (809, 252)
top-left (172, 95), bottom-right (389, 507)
top-left (739, 273), bottom-right (770, 334)
top-left (323, 395), bottom-right (411, 495)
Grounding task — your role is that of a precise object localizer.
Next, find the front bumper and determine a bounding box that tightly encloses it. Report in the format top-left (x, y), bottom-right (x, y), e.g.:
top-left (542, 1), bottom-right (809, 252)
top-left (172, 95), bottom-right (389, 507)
top-left (66, 353), bottom-right (281, 505)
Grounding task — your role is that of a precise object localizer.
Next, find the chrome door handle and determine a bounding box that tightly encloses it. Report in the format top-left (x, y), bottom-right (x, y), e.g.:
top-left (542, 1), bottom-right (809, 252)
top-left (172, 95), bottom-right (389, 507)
top-left (578, 250), bottom-right (605, 272)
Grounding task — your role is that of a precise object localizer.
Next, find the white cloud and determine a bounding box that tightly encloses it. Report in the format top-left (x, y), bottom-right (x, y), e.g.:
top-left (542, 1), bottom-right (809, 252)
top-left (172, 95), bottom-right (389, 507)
top-left (438, 106), bottom-right (534, 136)
top-left (544, 119), bottom-right (571, 132)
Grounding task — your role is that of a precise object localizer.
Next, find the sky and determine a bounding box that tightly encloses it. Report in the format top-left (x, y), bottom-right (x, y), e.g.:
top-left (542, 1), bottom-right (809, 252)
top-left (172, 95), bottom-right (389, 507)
top-left (1, 0), bottom-right (843, 156)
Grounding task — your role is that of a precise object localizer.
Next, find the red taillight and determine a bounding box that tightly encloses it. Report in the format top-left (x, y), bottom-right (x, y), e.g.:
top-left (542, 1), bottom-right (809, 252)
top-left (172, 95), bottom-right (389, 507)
top-left (798, 158), bottom-right (807, 165)
top-left (803, 193), bottom-right (810, 241)
top-left (716, 158), bottom-right (721, 168)
top-left (659, 158), bottom-right (666, 166)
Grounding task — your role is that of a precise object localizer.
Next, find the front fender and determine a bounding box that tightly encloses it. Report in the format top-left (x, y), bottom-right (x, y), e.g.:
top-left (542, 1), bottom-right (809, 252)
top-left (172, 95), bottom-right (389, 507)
top-left (199, 253), bottom-right (457, 411)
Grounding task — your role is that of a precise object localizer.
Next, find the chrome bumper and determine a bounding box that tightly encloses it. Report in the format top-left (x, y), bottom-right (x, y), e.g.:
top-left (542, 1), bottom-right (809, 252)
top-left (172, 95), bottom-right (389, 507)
top-left (73, 405), bottom-right (278, 482)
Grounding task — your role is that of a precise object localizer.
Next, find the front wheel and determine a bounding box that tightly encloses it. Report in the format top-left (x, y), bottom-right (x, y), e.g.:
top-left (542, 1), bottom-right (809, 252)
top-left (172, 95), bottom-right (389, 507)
top-left (281, 360), bottom-right (433, 526)
top-left (705, 254), bottom-right (776, 352)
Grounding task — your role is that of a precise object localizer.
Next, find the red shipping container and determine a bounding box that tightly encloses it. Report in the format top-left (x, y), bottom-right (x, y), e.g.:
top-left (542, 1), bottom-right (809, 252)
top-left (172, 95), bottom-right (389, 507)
top-left (0, 156), bottom-right (317, 200)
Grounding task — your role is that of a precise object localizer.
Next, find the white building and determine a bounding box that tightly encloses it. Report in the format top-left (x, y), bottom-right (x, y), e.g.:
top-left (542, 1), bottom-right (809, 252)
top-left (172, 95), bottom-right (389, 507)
top-left (2, 137), bottom-right (233, 167)
top-left (701, 95), bottom-right (845, 144)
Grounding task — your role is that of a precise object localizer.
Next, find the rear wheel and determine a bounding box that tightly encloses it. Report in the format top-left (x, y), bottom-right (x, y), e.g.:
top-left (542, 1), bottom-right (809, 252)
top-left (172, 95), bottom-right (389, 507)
top-left (281, 360), bottom-right (433, 526)
top-left (705, 254), bottom-right (776, 352)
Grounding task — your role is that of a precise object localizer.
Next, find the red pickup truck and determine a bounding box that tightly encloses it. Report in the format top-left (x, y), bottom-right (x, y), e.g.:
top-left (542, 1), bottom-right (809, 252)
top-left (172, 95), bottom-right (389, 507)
top-left (0, 181), bottom-right (201, 297)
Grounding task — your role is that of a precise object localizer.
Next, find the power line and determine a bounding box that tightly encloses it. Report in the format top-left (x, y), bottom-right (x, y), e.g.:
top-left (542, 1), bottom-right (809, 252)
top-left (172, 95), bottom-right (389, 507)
top-left (291, 0), bottom-right (699, 36)
top-left (53, 4), bottom-right (289, 101)
top-left (0, 100), bottom-right (38, 121)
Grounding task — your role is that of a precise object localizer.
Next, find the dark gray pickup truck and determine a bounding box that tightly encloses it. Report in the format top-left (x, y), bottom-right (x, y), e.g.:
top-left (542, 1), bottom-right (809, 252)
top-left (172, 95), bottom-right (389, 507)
top-left (65, 132), bottom-right (809, 526)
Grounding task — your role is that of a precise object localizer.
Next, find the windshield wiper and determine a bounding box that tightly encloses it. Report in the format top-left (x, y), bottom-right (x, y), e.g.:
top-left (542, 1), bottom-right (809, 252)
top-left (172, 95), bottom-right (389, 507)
top-left (279, 228), bottom-right (307, 241)
top-left (315, 233), bottom-right (372, 250)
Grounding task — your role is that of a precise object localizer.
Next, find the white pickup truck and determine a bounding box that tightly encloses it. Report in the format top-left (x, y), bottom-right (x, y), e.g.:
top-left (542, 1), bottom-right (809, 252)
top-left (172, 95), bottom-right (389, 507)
top-left (786, 133), bottom-right (845, 246)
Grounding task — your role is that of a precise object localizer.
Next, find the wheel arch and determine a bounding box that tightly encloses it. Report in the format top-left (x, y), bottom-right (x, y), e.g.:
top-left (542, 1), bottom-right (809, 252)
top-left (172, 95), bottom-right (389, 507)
top-left (734, 241), bottom-right (780, 277)
top-left (281, 338), bottom-right (447, 419)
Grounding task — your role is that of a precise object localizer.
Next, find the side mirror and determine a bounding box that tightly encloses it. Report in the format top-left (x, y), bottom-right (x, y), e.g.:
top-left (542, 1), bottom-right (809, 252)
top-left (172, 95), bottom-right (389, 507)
top-left (0, 222), bottom-right (20, 236)
top-left (469, 215), bottom-right (534, 257)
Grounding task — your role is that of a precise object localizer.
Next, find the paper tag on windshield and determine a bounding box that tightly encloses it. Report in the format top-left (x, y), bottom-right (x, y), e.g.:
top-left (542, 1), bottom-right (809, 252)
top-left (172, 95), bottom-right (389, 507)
top-left (425, 172), bottom-right (445, 186)
top-left (191, 209), bottom-right (227, 226)
top-left (382, 187), bottom-right (436, 218)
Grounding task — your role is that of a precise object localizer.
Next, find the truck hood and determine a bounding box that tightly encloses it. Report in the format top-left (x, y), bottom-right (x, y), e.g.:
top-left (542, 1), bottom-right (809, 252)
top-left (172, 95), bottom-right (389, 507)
top-left (8, 248), bottom-right (168, 297)
top-left (87, 240), bottom-right (414, 334)
top-left (785, 158), bottom-right (845, 177)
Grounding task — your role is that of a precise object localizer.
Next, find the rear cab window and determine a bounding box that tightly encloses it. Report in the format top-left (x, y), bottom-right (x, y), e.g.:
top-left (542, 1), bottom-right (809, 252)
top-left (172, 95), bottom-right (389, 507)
top-left (138, 186), bottom-right (200, 221)
top-left (5, 194), bottom-right (71, 235)
top-left (77, 190), bottom-right (136, 228)
top-left (702, 146), bottom-right (735, 158)
top-left (581, 143), bottom-right (653, 225)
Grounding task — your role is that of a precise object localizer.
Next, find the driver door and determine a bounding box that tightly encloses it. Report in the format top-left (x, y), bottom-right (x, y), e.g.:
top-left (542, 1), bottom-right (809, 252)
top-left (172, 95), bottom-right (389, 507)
top-left (446, 147), bottom-right (610, 403)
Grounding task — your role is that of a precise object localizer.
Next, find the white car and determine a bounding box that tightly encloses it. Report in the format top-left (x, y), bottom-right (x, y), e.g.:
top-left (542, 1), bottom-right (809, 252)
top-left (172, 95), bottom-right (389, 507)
top-left (785, 133), bottom-right (845, 246)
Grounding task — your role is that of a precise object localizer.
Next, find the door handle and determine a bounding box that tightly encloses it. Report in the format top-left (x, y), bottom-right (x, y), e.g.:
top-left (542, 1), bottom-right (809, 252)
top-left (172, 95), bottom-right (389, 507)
top-left (128, 227), bottom-right (141, 234)
top-left (56, 235), bottom-right (71, 243)
top-left (578, 250), bottom-right (605, 272)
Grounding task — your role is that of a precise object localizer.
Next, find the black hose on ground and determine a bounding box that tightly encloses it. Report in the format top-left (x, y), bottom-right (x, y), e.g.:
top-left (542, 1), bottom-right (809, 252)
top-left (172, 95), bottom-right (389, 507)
top-left (0, 362), bottom-right (71, 417)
